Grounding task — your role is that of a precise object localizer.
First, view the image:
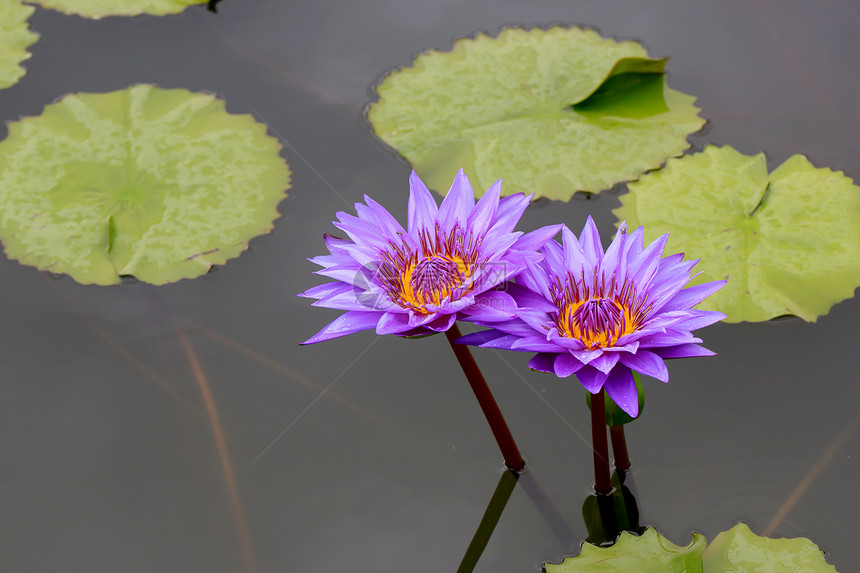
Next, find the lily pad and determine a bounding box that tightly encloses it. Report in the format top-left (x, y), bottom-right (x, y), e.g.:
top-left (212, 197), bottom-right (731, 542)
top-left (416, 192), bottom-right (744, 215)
top-left (614, 145), bottom-right (860, 322)
top-left (0, 84), bottom-right (290, 285)
top-left (0, 0), bottom-right (38, 90)
top-left (702, 523), bottom-right (839, 572)
top-left (367, 26), bottom-right (705, 201)
top-left (544, 528), bottom-right (706, 572)
top-left (28, 0), bottom-right (206, 19)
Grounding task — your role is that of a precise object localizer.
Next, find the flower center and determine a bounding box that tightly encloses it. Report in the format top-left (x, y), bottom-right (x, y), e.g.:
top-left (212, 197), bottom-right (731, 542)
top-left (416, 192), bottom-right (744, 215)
top-left (557, 296), bottom-right (638, 349)
top-left (376, 224), bottom-right (478, 314)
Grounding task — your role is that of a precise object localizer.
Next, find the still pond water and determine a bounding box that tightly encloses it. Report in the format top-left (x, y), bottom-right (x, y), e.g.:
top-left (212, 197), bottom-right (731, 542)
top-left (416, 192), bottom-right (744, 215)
top-left (0, 0), bottom-right (857, 571)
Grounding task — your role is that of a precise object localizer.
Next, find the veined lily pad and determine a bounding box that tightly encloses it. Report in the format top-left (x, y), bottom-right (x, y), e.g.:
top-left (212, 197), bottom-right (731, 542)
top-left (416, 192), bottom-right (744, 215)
top-left (614, 145), bottom-right (860, 322)
top-left (28, 0), bottom-right (206, 19)
top-left (367, 26), bottom-right (705, 201)
top-left (0, 0), bottom-right (38, 90)
top-left (544, 528), bottom-right (706, 572)
top-left (702, 523), bottom-right (839, 572)
top-left (0, 84), bottom-right (291, 285)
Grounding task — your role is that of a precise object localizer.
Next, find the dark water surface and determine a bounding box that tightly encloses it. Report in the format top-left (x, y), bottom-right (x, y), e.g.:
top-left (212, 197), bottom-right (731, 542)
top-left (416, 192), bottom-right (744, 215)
top-left (1, 0), bottom-right (858, 571)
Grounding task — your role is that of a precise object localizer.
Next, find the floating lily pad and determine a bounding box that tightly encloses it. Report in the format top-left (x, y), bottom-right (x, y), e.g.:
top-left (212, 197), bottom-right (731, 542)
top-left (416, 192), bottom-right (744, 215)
top-left (367, 26), bottom-right (705, 201)
top-left (28, 0), bottom-right (206, 19)
top-left (614, 145), bottom-right (860, 322)
top-left (544, 528), bottom-right (706, 572)
top-left (702, 523), bottom-right (839, 572)
top-left (0, 0), bottom-right (38, 90)
top-left (0, 84), bottom-right (290, 285)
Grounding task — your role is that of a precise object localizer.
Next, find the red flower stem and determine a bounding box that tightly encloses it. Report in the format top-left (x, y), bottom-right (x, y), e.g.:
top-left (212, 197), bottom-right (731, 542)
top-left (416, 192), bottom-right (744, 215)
top-left (609, 425), bottom-right (631, 472)
top-left (445, 324), bottom-right (526, 472)
top-left (591, 388), bottom-right (612, 494)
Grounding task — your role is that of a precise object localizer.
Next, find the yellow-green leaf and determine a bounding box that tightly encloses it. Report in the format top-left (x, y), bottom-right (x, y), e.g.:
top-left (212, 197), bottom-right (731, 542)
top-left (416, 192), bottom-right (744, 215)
top-left (702, 523), bottom-right (839, 572)
top-left (0, 0), bottom-right (38, 89)
top-left (28, 0), bottom-right (206, 19)
top-left (367, 26), bottom-right (704, 201)
top-left (0, 84), bottom-right (291, 285)
top-left (614, 145), bottom-right (860, 322)
top-left (544, 528), bottom-right (706, 572)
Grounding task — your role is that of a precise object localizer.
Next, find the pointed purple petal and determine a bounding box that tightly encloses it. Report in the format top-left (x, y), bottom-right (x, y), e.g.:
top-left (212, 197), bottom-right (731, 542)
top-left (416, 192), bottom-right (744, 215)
top-left (603, 367), bottom-right (639, 417)
top-left (376, 311), bottom-right (413, 335)
top-left (579, 216), bottom-right (604, 265)
top-left (553, 353), bottom-right (584, 377)
top-left (529, 353), bottom-right (557, 373)
top-left (575, 366), bottom-right (608, 393)
top-left (618, 350), bottom-right (669, 382)
top-left (652, 344), bottom-right (716, 359)
top-left (589, 352), bottom-right (621, 374)
top-left (466, 179), bottom-right (502, 237)
top-left (407, 170), bottom-right (438, 233)
top-left (301, 311), bottom-right (381, 344)
top-left (658, 281), bottom-right (727, 313)
top-left (437, 169), bottom-right (475, 232)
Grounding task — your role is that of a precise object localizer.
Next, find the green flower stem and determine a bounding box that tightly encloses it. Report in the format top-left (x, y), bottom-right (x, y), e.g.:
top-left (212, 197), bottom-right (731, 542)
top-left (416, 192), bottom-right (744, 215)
top-left (609, 425), bottom-right (631, 472)
top-left (445, 324), bottom-right (526, 471)
top-left (591, 388), bottom-right (612, 494)
top-left (456, 469), bottom-right (519, 572)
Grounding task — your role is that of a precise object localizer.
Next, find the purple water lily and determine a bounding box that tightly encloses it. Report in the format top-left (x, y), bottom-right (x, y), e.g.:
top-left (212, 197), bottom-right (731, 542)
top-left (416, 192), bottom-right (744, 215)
top-left (300, 170), bottom-right (562, 344)
top-left (458, 217), bottom-right (726, 417)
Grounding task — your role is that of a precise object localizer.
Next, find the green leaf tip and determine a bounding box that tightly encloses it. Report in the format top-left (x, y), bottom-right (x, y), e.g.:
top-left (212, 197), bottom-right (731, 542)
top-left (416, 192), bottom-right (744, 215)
top-left (614, 144), bottom-right (860, 322)
top-left (0, 0), bottom-right (38, 90)
top-left (702, 523), bottom-right (839, 572)
top-left (28, 0), bottom-right (207, 19)
top-left (0, 84), bottom-right (291, 285)
top-left (367, 26), bottom-right (704, 201)
top-left (544, 528), bottom-right (706, 572)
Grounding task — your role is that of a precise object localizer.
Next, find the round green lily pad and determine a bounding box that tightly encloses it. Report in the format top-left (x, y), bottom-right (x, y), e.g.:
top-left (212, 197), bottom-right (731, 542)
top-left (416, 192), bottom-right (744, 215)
top-left (0, 0), bottom-right (38, 90)
top-left (544, 528), bottom-right (706, 572)
top-left (0, 84), bottom-right (291, 285)
top-left (614, 145), bottom-right (860, 322)
top-left (702, 523), bottom-right (839, 572)
top-left (367, 26), bottom-right (705, 201)
top-left (28, 0), bottom-right (206, 19)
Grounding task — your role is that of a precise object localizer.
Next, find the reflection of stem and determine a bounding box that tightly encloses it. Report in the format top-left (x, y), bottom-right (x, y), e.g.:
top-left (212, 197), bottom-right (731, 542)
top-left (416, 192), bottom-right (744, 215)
top-left (609, 425), bottom-right (631, 472)
top-left (518, 470), bottom-right (577, 547)
top-left (457, 470), bottom-right (519, 573)
top-left (445, 324), bottom-right (526, 471)
top-left (591, 389), bottom-right (611, 494)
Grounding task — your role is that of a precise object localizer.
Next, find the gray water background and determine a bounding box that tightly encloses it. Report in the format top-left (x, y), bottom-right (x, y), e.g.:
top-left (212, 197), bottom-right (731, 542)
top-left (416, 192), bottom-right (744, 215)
top-left (0, 0), bottom-right (858, 571)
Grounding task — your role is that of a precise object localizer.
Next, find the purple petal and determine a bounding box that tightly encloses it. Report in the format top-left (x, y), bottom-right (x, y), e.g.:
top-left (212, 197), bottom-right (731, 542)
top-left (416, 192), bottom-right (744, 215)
top-left (603, 367), bottom-right (639, 417)
top-left (629, 233), bottom-right (669, 291)
top-left (658, 281), bottom-right (727, 313)
top-left (437, 169), bottom-right (475, 232)
top-left (407, 170), bottom-right (438, 233)
top-left (578, 216), bottom-right (604, 265)
top-left (528, 353), bottom-right (557, 373)
top-left (512, 224), bottom-right (563, 253)
top-left (298, 282), bottom-right (352, 300)
top-left (652, 344), bottom-right (716, 359)
top-left (589, 352), bottom-right (621, 374)
top-left (511, 336), bottom-right (564, 352)
top-left (466, 179), bottom-right (502, 237)
top-left (619, 350), bottom-right (669, 382)
top-left (598, 222), bottom-right (627, 287)
top-left (455, 329), bottom-right (507, 346)
top-left (553, 353), bottom-right (584, 377)
top-left (575, 366), bottom-right (608, 393)
top-left (461, 290), bottom-right (518, 322)
top-left (376, 311), bottom-right (413, 335)
top-left (301, 311), bottom-right (381, 344)
top-left (425, 313), bottom-right (458, 332)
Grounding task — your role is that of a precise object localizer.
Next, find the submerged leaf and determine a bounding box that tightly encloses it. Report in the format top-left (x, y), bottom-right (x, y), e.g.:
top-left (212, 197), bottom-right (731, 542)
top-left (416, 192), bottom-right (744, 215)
top-left (614, 145), bottom-right (860, 322)
top-left (544, 528), bottom-right (706, 572)
top-left (0, 0), bottom-right (38, 90)
top-left (0, 84), bottom-right (291, 285)
top-left (29, 0), bottom-right (206, 19)
top-left (702, 523), bottom-right (839, 572)
top-left (367, 26), bottom-right (704, 201)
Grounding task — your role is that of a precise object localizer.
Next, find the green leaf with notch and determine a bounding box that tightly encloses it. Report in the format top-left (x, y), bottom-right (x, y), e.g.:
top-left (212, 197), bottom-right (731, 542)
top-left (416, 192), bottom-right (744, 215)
top-left (544, 528), bottom-right (706, 572)
top-left (0, 84), bottom-right (291, 285)
top-left (614, 145), bottom-right (860, 322)
top-left (367, 26), bottom-right (704, 201)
